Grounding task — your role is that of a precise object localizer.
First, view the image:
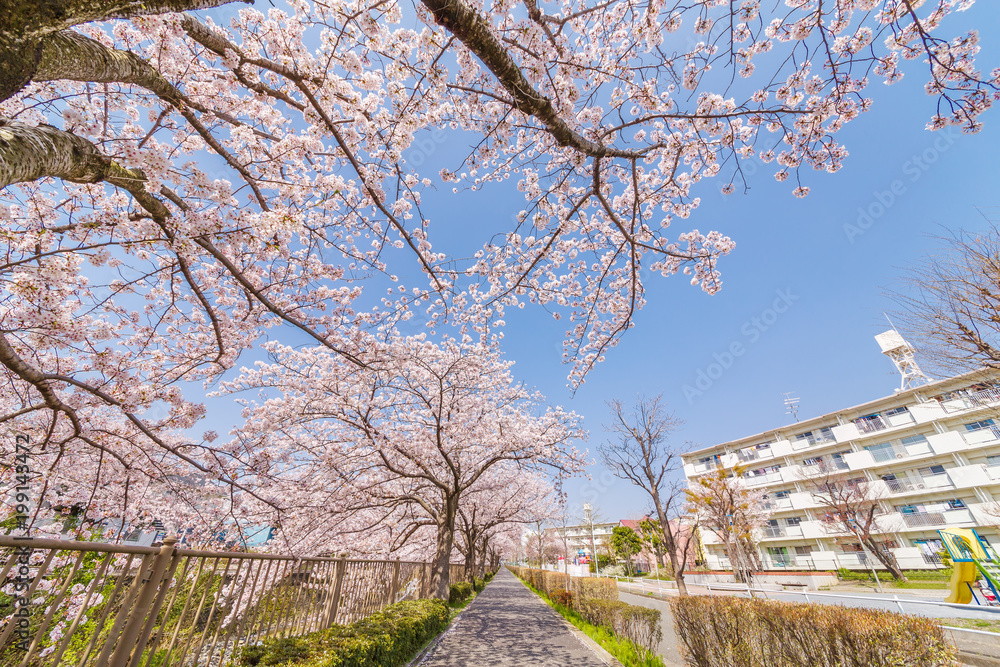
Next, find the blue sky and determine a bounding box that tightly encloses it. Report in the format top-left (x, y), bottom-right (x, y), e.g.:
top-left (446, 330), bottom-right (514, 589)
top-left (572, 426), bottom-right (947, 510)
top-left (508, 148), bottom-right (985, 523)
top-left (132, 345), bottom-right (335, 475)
top-left (399, 4), bottom-right (1000, 523)
top-left (196, 2), bottom-right (1000, 527)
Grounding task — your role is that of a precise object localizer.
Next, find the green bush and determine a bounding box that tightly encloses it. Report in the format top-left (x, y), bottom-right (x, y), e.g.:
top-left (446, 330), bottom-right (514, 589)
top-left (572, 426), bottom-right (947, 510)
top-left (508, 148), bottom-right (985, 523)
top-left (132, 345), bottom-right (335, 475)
top-left (578, 599), bottom-right (661, 656)
top-left (448, 581), bottom-right (473, 604)
top-left (236, 598), bottom-right (449, 667)
top-left (836, 567), bottom-right (952, 583)
top-left (670, 595), bottom-right (957, 667)
top-left (472, 577), bottom-right (485, 593)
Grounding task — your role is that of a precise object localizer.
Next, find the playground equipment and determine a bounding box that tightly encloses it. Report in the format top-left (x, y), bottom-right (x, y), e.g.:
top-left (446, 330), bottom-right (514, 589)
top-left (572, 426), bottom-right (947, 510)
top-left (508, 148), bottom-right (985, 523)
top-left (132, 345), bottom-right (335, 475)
top-left (939, 527), bottom-right (1000, 604)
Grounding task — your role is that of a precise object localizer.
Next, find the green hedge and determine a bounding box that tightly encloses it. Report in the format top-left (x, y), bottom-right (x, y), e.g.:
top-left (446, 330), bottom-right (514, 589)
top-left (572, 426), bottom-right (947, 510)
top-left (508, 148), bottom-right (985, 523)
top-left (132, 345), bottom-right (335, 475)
top-left (670, 595), bottom-right (957, 666)
top-left (236, 598), bottom-right (449, 667)
top-left (448, 581), bottom-right (473, 604)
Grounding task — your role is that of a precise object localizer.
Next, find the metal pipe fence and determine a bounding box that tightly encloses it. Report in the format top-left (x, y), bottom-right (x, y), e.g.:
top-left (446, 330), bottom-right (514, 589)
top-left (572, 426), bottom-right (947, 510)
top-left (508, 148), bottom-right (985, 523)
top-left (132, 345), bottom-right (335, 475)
top-left (0, 536), bottom-right (468, 667)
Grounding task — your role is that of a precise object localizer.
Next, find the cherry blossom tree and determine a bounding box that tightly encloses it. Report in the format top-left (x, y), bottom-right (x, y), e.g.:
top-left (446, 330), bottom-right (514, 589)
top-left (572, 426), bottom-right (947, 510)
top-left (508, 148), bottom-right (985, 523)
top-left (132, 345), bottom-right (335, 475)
top-left (686, 465), bottom-right (770, 583)
top-left (223, 335), bottom-right (587, 598)
top-left (2, 0), bottom-right (997, 535)
top-left (456, 468), bottom-right (559, 579)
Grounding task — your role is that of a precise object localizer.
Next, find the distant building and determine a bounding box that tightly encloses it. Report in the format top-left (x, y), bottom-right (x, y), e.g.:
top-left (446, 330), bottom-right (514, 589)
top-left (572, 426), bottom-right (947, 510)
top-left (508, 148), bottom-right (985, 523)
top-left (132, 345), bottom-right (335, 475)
top-left (549, 504), bottom-right (617, 564)
top-left (682, 368), bottom-right (1000, 572)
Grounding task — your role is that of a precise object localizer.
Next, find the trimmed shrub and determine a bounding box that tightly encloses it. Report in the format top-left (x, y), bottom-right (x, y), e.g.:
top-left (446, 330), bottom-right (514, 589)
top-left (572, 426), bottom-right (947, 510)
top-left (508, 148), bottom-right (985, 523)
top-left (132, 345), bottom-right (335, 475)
top-left (449, 581), bottom-right (473, 604)
top-left (551, 589), bottom-right (574, 607)
top-left (670, 595), bottom-right (957, 667)
top-left (578, 599), bottom-right (662, 656)
top-left (236, 598), bottom-right (449, 667)
top-left (472, 577), bottom-right (486, 592)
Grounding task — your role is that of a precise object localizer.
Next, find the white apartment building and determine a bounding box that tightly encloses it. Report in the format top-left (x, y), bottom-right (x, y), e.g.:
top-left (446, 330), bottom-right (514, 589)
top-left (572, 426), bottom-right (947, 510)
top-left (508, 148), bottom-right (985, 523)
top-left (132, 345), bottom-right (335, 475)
top-left (682, 368), bottom-right (1000, 573)
top-left (549, 505), bottom-right (618, 563)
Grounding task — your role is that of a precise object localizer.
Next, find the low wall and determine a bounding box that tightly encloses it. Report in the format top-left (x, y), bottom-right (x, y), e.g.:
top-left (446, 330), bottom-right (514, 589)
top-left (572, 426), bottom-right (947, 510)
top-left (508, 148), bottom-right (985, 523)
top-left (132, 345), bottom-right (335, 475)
top-left (684, 570), bottom-right (839, 591)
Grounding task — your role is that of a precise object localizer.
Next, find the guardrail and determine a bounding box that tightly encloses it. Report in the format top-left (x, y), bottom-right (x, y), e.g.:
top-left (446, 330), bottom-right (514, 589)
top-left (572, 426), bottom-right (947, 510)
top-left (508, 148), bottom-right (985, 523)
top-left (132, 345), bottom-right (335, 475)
top-left (0, 535), bottom-right (463, 667)
top-left (612, 575), bottom-right (1000, 616)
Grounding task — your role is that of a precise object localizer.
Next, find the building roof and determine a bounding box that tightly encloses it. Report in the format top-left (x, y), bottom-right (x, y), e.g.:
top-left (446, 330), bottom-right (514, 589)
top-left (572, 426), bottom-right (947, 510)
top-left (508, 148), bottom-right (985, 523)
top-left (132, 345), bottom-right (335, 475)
top-left (682, 367), bottom-right (996, 459)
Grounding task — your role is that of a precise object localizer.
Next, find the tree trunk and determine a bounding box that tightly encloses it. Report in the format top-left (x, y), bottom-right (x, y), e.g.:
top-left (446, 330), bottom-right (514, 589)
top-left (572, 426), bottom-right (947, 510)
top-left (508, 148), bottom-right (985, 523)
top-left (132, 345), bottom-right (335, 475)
top-left (428, 496), bottom-right (459, 599)
top-left (429, 523), bottom-right (455, 599)
top-left (864, 535), bottom-right (908, 582)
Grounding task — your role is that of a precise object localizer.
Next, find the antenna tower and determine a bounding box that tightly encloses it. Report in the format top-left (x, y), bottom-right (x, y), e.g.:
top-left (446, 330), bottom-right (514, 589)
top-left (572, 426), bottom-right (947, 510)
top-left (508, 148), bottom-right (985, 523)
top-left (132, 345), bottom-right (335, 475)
top-left (782, 392), bottom-right (800, 422)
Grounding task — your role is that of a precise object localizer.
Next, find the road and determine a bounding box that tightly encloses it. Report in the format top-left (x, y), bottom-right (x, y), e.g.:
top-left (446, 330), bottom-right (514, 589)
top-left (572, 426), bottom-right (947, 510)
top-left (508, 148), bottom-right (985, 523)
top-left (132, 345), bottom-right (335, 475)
top-left (614, 577), bottom-right (1000, 621)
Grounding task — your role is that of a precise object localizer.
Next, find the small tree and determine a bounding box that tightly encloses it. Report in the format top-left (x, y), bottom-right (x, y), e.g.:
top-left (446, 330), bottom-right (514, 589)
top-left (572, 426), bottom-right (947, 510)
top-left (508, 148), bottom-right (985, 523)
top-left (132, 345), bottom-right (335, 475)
top-left (808, 465), bottom-right (908, 582)
top-left (610, 526), bottom-right (643, 576)
top-left (600, 396), bottom-right (699, 594)
top-left (686, 466), bottom-right (769, 584)
top-left (894, 223), bottom-right (1000, 373)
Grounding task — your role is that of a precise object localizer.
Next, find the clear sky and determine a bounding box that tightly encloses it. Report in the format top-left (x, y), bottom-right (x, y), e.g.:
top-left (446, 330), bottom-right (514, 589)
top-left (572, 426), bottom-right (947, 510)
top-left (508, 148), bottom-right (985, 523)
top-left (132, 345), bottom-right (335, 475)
top-left (196, 2), bottom-right (1000, 527)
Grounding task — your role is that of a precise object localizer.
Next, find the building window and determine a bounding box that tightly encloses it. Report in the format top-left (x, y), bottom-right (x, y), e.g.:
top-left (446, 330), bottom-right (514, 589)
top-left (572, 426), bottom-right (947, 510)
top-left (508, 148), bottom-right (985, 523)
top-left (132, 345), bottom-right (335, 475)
top-left (774, 490), bottom-right (792, 499)
top-left (885, 407), bottom-right (910, 417)
top-left (794, 546), bottom-right (812, 556)
top-left (786, 517), bottom-right (802, 526)
top-left (947, 499), bottom-right (967, 510)
top-left (900, 434), bottom-right (927, 446)
top-left (966, 419), bottom-right (997, 431)
top-left (918, 464), bottom-right (946, 477)
top-left (987, 455), bottom-right (1000, 467)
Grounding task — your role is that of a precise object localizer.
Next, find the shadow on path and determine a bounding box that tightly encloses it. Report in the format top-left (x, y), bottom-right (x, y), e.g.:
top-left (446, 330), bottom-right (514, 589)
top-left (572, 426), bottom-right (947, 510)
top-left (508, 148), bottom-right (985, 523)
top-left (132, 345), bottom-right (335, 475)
top-left (416, 569), bottom-right (611, 666)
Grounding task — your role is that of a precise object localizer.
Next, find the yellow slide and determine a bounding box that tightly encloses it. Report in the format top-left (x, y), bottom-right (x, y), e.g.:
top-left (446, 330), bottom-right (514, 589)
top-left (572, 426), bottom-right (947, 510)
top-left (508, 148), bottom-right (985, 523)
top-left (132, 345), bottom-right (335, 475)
top-left (939, 527), bottom-right (1000, 604)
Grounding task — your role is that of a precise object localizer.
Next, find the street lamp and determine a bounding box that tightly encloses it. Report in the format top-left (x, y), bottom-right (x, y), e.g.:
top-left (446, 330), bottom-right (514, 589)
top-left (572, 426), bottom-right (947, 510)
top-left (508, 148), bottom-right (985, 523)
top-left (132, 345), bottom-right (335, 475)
top-left (585, 503), bottom-right (600, 577)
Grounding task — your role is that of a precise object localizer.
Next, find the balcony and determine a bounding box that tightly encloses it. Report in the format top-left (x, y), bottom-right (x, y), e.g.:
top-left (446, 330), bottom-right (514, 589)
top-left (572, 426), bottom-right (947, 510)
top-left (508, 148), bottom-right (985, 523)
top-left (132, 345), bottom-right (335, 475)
top-left (867, 443), bottom-right (908, 463)
top-left (884, 473), bottom-right (953, 494)
top-left (941, 387), bottom-right (1000, 413)
top-left (900, 512), bottom-right (946, 528)
top-left (745, 472), bottom-right (782, 486)
top-left (964, 426), bottom-right (1000, 446)
top-left (762, 497), bottom-right (792, 512)
top-left (855, 415), bottom-right (889, 434)
top-left (762, 526), bottom-right (785, 539)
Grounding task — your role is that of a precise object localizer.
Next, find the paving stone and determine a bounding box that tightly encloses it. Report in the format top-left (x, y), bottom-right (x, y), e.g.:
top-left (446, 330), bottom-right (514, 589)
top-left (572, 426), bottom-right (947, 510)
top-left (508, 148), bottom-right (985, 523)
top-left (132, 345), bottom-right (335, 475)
top-left (416, 569), bottom-right (613, 667)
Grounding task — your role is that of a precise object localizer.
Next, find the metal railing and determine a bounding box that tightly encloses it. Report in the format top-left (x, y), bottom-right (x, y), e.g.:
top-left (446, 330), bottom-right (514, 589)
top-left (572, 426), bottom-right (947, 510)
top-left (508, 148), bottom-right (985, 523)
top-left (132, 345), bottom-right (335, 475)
top-left (900, 512), bottom-right (947, 528)
top-left (614, 576), bottom-right (1000, 617)
top-left (855, 415), bottom-right (889, 434)
top-left (867, 443), bottom-right (909, 463)
top-left (0, 535), bottom-right (465, 667)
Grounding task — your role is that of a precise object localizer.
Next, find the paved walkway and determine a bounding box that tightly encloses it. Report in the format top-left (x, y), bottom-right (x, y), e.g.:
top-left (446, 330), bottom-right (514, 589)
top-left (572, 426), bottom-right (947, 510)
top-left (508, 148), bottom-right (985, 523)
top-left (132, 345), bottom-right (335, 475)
top-left (416, 568), bottom-right (615, 666)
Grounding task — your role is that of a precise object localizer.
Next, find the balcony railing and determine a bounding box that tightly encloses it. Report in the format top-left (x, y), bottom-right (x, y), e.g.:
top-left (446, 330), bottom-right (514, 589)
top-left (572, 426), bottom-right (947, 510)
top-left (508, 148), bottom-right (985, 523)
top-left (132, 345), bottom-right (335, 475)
top-left (745, 472), bottom-right (782, 486)
top-left (884, 478), bottom-right (918, 494)
top-left (855, 415), bottom-right (889, 434)
top-left (868, 443), bottom-right (908, 463)
top-left (942, 387), bottom-right (1000, 413)
top-left (900, 512), bottom-right (946, 528)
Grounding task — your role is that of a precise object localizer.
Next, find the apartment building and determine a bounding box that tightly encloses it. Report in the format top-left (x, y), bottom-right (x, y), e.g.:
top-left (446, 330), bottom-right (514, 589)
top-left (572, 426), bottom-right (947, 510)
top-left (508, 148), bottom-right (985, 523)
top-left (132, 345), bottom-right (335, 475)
top-left (682, 368), bottom-right (1000, 572)
top-left (549, 504), bottom-right (617, 563)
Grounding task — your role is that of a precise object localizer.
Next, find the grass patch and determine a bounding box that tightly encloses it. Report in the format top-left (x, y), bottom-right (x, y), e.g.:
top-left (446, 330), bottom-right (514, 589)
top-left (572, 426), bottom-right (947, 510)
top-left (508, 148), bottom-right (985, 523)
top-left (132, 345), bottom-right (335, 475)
top-left (891, 580), bottom-right (949, 590)
top-left (520, 580), bottom-right (664, 667)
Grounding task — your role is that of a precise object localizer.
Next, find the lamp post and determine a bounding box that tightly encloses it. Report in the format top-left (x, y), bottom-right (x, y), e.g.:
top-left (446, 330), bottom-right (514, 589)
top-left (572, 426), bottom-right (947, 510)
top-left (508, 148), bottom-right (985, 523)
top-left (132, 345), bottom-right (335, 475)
top-left (585, 504), bottom-right (600, 577)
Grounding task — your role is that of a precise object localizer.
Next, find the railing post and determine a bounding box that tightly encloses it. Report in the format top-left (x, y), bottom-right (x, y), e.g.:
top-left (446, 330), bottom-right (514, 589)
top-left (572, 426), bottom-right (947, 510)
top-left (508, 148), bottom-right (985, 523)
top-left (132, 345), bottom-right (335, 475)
top-left (107, 537), bottom-right (177, 667)
top-left (389, 559), bottom-right (401, 604)
top-left (320, 558), bottom-right (347, 630)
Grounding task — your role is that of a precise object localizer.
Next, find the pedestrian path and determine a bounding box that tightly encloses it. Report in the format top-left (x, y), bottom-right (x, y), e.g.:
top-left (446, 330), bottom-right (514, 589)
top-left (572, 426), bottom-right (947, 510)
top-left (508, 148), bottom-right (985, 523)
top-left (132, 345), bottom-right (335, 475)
top-left (415, 568), bottom-right (615, 666)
